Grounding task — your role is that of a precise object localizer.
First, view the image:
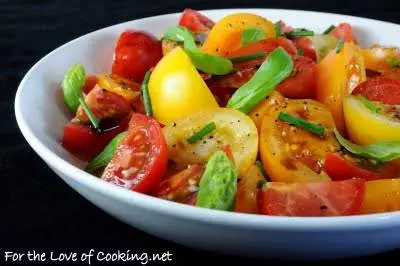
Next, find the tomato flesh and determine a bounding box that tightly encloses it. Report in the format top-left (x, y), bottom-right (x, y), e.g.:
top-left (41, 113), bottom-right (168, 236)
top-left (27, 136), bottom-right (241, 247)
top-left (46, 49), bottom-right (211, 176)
top-left (179, 9), bottom-right (214, 34)
top-left (292, 37), bottom-right (317, 61)
top-left (101, 113), bottom-right (168, 193)
top-left (331, 23), bottom-right (358, 43)
top-left (112, 30), bottom-right (163, 82)
top-left (257, 179), bottom-right (365, 216)
top-left (351, 77), bottom-right (400, 105)
top-left (83, 75), bottom-right (98, 94)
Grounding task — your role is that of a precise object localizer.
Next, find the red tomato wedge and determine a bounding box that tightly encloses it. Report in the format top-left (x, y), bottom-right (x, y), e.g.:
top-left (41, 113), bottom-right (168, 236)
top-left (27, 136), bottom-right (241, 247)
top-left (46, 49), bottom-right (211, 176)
top-left (324, 153), bottom-right (400, 181)
top-left (83, 75), bottom-right (98, 95)
top-left (292, 37), bottom-right (317, 61)
top-left (331, 23), bottom-right (358, 43)
top-left (75, 85), bottom-right (131, 123)
top-left (257, 179), bottom-right (366, 216)
top-left (178, 8), bottom-right (214, 34)
top-left (62, 115), bottom-right (130, 161)
top-left (351, 77), bottom-right (400, 105)
top-left (227, 38), bottom-right (297, 69)
top-left (112, 30), bottom-right (163, 82)
top-left (101, 113), bottom-right (168, 193)
top-left (276, 55), bottom-right (317, 99)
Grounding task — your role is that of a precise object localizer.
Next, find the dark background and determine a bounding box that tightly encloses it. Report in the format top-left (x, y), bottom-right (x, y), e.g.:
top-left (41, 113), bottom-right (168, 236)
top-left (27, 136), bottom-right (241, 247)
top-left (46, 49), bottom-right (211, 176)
top-left (1, 0), bottom-right (399, 265)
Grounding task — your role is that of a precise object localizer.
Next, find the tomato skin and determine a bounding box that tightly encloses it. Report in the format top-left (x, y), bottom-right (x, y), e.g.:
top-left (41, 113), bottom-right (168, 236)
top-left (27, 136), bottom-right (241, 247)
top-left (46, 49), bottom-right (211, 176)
top-left (351, 77), bottom-right (400, 105)
top-left (83, 75), bottom-right (98, 94)
top-left (101, 113), bottom-right (168, 193)
top-left (62, 115), bottom-right (130, 161)
top-left (234, 165), bottom-right (264, 214)
top-left (330, 23), bottom-right (358, 43)
top-left (112, 30), bottom-right (163, 82)
top-left (179, 9), bottom-right (214, 34)
top-left (361, 179), bottom-right (400, 214)
top-left (276, 56), bottom-right (317, 99)
top-left (257, 179), bottom-right (366, 216)
top-left (324, 153), bottom-right (399, 181)
top-left (292, 37), bottom-right (317, 61)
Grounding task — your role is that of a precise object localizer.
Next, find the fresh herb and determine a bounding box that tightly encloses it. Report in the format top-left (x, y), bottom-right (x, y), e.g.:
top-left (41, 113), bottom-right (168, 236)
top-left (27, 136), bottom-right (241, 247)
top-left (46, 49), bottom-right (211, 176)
top-left (256, 160), bottom-right (268, 177)
top-left (278, 112), bottom-right (325, 136)
top-left (163, 26), bottom-right (233, 75)
top-left (336, 37), bottom-right (344, 53)
top-left (334, 128), bottom-right (400, 162)
top-left (241, 27), bottom-right (266, 46)
top-left (285, 29), bottom-right (314, 38)
top-left (274, 21), bottom-right (282, 37)
top-left (141, 71), bottom-right (153, 116)
top-left (358, 95), bottom-right (381, 114)
top-left (78, 97), bottom-right (100, 130)
top-left (387, 58), bottom-right (400, 68)
top-left (257, 179), bottom-right (267, 189)
top-left (187, 122), bottom-right (217, 144)
top-left (323, 25), bottom-right (335, 34)
top-left (230, 52), bottom-right (265, 63)
top-left (85, 131), bottom-right (127, 173)
top-left (296, 49), bottom-right (304, 56)
top-left (196, 151), bottom-right (238, 211)
top-left (61, 64), bottom-right (86, 112)
top-left (227, 47), bottom-right (294, 113)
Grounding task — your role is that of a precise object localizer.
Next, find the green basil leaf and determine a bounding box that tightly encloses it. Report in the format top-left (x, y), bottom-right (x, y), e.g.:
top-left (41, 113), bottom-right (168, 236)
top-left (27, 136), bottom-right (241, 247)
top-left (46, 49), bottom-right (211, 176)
top-left (334, 128), bottom-right (400, 162)
top-left (196, 151), bottom-right (237, 211)
top-left (61, 64), bottom-right (86, 112)
top-left (227, 47), bottom-right (294, 113)
top-left (241, 27), bottom-right (266, 46)
top-left (163, 26), bottom-right (233, 75)
top-left (85, 131), bottom-right (127, 173)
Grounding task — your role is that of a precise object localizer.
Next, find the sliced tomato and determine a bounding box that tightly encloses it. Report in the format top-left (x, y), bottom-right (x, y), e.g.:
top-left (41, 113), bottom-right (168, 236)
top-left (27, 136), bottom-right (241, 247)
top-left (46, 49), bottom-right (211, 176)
top-left (361, 179), bottom-right (400, 214)
top-left (351, 77), bottom-right (400, 105)
top-left (75, 85), bottom-right (131, 124)
top-left (227, 38), bottom-right (297, 69)
top-left (178, 8), bottom-right (214, 34)
top-left (234, 165), bottom-right (264, 214)
top-left (83, 75), bottom-right (98, 94)
top-left (324, 152), bottom-right (400, 181)
top-left (101, 113), bottom-right (168, 193)
top-left (153, 164), bottom-right (204, 201)
top-left (62, 115), bottom-right (130, 161)
top-left (330, 23), bottom-right (358, 43)
top-left (257, 179), bottom-right (366, 216)
top-left (292, 37), bottom-right (317, 61)
top-left (276, 55), bottom-right (317, 99)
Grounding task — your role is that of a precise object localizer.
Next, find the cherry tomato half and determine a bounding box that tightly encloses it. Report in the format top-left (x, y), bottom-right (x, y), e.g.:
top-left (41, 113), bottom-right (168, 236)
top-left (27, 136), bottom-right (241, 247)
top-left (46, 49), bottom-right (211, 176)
top-left (178, 9), bottom-right (214, 34)
top-left (101, 113), bottom-right (168, 193)
top-left (112, 30), bottom-right (163, 82)
top-left (330, 23), bottom-right (358, 43)
top-left (324, 152), bottom-right (400, 181)
top-left (292, 37), bottom-right (317, 61)
top-left (351, 77), bottom-right (400, 105)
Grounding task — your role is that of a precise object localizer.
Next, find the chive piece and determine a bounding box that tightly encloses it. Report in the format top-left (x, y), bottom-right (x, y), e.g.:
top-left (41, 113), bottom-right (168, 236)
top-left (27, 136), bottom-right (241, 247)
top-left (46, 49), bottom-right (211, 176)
top-left (358, 95), bottom-right (381, 114)
top-left (285, 29), bottom-right (314, 38)
top-left (78, 97), bottom-right (100, 130)
top-left (336, 38), bottom-right (344, 53)
top-left (257, 179), bottom-right (267, 189)
top-left (387, 58), bottom-right (400, 68)
top-left (230, 52), bottom-right (265, 63)
top-left (256, 160), bottom-right (268, 177)
top-left (296, 49), bottom-right (304, 56)
top-left (141, 71), bottom-right (152, 116)
top-left (187, 122), bottom-right (216, 144)
top-left (278, 112), bottom-right (325, 136)
top-left (242, 27), bottom-right (266, 46)
top-left (274, 21), bottom-right (282, 37)
top-left (323, 25), bottom-right (335, 34)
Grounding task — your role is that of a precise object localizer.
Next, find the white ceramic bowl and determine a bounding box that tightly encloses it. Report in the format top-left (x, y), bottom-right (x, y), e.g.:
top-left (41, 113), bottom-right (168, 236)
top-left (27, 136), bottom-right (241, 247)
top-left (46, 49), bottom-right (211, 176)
top-left (15, 8), bottom-right (400, 260)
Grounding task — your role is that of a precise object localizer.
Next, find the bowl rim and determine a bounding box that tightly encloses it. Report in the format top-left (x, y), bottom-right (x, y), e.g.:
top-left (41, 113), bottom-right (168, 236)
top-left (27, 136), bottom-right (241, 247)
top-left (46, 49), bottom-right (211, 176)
top-left (14, 8), bottom-right (400, 231)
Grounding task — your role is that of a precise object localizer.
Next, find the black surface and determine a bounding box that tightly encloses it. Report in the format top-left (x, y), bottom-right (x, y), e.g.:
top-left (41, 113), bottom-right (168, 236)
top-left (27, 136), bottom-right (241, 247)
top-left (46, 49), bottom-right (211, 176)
top-left (1, 0), bottom-right (399, 265)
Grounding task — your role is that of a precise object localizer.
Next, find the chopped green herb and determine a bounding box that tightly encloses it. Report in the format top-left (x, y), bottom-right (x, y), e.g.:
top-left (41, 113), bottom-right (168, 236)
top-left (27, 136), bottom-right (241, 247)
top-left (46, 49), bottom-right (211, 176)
top-left (256, 160), bottom-right (268, 177)
top-left (278, 112), bottom-right (325, 136)
top-left (285, 29), bottom-right (314, 38)
top-left (387, 58), bottom-right (400, 68)
top-left (296, 49), bottom-right (304, 56)
top-left (358, 95), bottom-right (381, 114)
top-left (336, 37), bottom-right (344, 53)
top-left (230, 52), bottom-right (265, 63)
top-left (78, 97), bottom-right (100, 130)
top-left (274, 21), bottom-right (282, 37)
top-left (141, 71), bottom-right (153, 116)
top-left (242, 27), bottom-right (266, 46)
top-left (323, 25), bottom-right (335, 34)
top-left (257, 179), bottom-right (267, 189)
top-left (187, 122), bottom-right (217, 144)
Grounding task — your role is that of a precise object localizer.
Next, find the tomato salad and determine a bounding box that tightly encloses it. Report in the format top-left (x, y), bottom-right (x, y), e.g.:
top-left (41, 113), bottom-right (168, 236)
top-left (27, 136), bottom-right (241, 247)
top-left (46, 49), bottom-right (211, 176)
top-left (60, 9), bottom-right (400, 216)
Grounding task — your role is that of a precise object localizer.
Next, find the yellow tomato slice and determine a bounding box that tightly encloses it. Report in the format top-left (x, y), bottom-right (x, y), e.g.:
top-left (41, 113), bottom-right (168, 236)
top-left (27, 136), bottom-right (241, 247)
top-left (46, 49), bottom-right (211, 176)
top-left (361, 44), bottom-right (400, 73)
top-left (315, 42), bottom-right (366, 134)
top-left (234, 165), bottom-right (264, 214)
top-left (97, 73), bottom-right (140, 102)
top-left (162, 108), bottom-right (258, 176)
top-left (148, 47), bottom-right (219, 125)
top-left (343, 95), bottom-right (400, 145)
top-left (259, 99), bottom-right (340, 183)
top-left (361, 178), bottom-right (400, 214)
top-left (201, 13), bottom-right (275, 56)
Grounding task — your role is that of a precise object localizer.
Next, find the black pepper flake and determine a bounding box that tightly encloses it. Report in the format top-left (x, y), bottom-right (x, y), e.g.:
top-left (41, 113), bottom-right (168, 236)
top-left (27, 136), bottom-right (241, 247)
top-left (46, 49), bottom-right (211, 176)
top-left (217, 140), bottom-right (222, 144)
top-left (172, 144), bottom-right (176, 148)
top-left (266, 96), bottom-right (269, 99)
top-left (303, 101), bottom-right (308, 105)
top-left (173, 122), bottom-right (177, 127)
top-left (208, 135), bottom-right (214, 139)
top-left (237, 178), bottom-right (242, 183)
top-left (247, 133), bottom-right (250, 137)
top-left (274, 119), bottom-right (278, 123)
top-left (255, 113), bottom-right (259, 117)
top-left (237, 120), bottom-right (241, 122)
top-left (320, 205), bottom-right (328, 211)
top-left (275, 108), bottom-right (279, 111)
top-left (216, 48), bottom-right (220, 52)
top-left (192, 151), bottom-right (196, 155)
top-left (241, 21), bottom-right (245, 25)
top-left (203, 140), bottom-right (207, 144)
top-left (228, 23), bottom-right (233, 27)
top-left (272, 152), bottom-right (276, 156)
